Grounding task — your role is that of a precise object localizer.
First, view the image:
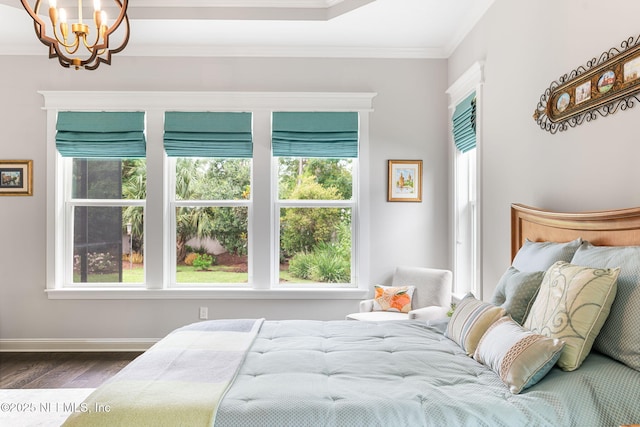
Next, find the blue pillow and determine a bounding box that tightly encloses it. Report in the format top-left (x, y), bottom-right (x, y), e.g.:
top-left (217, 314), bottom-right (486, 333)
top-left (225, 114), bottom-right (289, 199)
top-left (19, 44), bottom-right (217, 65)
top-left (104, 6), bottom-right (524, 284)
top-left (491, 267), bottom-right (544, 324)
top-left (512, 238), bottom-right (582, 272)
top-left (571, 243), bottom-right (640, 371)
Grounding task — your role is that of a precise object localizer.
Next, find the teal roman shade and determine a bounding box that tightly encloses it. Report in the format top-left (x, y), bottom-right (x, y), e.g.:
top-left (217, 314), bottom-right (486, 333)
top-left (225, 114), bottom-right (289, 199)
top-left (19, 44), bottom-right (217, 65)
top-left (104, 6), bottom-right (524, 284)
top-left (56, 111), bottom-right (146, 158)
top-left (452, 92), bottom-right (476, 153)
top-left (272, 112), bottom-right (359, 158)
top-left (164, 112), bottom-right (253, 158)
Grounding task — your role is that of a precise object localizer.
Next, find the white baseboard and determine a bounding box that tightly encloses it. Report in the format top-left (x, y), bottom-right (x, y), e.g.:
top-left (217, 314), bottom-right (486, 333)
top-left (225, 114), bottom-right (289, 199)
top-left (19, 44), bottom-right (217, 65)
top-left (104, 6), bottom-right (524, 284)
top-left (0, 338), bottom-right (157, 352)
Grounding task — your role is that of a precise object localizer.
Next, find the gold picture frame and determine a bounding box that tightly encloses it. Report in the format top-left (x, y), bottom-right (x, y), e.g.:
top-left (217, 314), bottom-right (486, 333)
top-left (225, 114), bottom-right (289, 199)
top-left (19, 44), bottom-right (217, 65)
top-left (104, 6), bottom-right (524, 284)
top-left (0, 160), bottom-right (33, 196)
top-left (534, 34), bottom-right (640, 133)
top-left (388, 160), bottom-right (422, 202)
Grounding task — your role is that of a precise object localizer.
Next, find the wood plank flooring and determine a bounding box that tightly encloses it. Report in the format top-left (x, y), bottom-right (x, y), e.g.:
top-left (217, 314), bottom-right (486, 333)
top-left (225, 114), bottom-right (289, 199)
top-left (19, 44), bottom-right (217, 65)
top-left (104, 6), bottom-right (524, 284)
top-left (0, 352), bottom-right (142, 389)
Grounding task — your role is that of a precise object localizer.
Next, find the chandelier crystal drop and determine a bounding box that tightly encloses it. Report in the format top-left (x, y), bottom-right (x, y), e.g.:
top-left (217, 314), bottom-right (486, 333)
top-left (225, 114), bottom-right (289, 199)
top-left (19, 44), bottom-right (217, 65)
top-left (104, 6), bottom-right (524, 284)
top-left (21, 0), bottom-right (129, 70)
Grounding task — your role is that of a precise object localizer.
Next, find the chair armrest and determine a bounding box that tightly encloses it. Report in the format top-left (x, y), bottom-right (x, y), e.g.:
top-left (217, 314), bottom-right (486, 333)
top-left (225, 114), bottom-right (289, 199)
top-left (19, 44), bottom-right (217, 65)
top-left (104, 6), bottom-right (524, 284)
top-left (359, 299), bottom-right (375, 312)
top-left (408, 305), bottom-right (449, 321)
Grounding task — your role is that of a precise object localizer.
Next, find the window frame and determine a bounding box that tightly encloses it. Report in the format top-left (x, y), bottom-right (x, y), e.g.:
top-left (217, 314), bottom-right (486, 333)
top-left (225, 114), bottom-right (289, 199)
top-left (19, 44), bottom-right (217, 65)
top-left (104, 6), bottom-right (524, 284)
top-left (447, 63), bottom-right (484, 298)
top-left (42, 91), bottom-right (375, 300)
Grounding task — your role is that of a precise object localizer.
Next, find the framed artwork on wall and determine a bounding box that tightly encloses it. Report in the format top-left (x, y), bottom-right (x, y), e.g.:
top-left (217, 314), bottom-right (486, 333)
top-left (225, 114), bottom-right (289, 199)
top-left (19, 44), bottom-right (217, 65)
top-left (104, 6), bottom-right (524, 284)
top-left (387, 159), bottom-right (422, 202)
top-left (534, 34), bottom-right (640, 133)
top-left (0, 160), bottom-right (33, 196)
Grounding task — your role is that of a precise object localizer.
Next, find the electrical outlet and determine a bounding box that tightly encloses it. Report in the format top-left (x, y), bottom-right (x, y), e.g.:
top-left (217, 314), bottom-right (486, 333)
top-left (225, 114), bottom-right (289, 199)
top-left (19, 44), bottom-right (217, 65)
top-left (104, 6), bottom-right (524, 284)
top-left (199, 306), bottom-right (208, 320)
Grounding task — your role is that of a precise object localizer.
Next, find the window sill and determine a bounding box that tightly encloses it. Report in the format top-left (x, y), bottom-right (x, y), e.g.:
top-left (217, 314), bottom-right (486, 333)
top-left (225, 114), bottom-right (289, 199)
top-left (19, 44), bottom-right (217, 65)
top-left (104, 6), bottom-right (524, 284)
top-left (45, 287), bottom-right (370, 300)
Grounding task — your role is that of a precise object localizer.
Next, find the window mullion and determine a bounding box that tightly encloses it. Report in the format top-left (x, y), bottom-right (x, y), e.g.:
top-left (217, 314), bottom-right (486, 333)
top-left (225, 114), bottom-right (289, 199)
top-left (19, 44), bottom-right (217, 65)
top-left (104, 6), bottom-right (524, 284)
top-left (67, 199), bottom-right (145, 207)
top-left (251, 110), bottom-right (272, 290)
top-left (172, 200), bottom-right (251, 208)
top-left (144, 109), bottom-right (165, 290)
top-left (277, 200), bottom-right (353, 208)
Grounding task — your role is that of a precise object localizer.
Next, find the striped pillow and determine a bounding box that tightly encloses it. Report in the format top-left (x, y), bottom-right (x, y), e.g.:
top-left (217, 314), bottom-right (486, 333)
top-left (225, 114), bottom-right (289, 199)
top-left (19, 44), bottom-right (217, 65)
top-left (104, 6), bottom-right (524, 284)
top-left (446, 293), bottom-right (506, 356)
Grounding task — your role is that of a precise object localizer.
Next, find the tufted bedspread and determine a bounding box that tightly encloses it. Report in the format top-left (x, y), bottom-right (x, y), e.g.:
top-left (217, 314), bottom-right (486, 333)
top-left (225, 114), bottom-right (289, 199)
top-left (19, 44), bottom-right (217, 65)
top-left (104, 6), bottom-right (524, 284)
top-left (214, 319), bottom-right (640, 427)
top-left (62, 318), bottom-right (640, 427)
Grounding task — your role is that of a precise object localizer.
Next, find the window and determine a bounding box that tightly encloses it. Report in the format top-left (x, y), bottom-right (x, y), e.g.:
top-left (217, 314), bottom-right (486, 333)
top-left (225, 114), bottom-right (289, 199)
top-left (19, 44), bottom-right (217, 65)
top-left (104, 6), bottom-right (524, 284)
top-left (453, 148), bottom-right (476, 294)
top-left (164, 111), bottom-right (253, 286)
top-left (272, 112), bottom-right (358, 287)
top-left (56, 112), bottom-right (146, 287)
top-left (44, 92), bottom-right (375, 298)
top-left (447, 63), bottom-right (483, 298)
top-left (276, 158), bottom-right (355, 286)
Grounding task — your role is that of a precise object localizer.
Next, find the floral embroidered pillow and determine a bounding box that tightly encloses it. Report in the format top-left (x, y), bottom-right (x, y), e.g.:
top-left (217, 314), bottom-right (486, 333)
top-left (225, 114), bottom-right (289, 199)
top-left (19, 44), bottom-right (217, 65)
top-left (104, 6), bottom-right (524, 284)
top-left (373, 285), bottom-right (415, 313)
top-left (524, 261), bottom-right (619, 371)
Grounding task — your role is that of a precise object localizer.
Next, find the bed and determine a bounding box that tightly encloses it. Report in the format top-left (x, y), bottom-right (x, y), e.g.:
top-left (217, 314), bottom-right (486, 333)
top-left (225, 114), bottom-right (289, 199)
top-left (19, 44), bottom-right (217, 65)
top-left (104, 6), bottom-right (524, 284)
top-left (63, 204), bottom-right (640, 427)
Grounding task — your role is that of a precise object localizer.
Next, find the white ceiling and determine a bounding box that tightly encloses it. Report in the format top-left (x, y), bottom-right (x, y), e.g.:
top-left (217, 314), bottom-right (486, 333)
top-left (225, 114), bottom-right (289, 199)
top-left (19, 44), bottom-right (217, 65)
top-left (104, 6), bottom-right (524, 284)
top-left (0, 0), bottom-right (495, 58)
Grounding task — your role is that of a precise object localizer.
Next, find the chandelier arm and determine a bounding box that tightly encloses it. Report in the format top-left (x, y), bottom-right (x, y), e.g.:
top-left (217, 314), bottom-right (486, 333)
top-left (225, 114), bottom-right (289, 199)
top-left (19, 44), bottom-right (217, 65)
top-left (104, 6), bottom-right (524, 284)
top-left (64, 35), bottom-right (82, 54)
top-left (53, 27), bottom-right (81, 52)
top-left (82, 30), bottom-right (101, 51)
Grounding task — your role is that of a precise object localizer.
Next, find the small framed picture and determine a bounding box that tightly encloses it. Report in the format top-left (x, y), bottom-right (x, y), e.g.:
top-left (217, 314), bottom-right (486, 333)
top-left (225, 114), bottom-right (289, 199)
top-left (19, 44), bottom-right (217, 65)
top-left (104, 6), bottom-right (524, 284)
top-left (624, 56), bottom-right (640, 83)
top-left (597, 70), bottom-right (615, 94)
top-left (0, 160), bottom-right (33, 196)
top-left (575, 81), bottom-right (591, 104)
top-left (556, 92), bottom-right (570, 112)
top-left (388, 160), bottom-right (422, 202)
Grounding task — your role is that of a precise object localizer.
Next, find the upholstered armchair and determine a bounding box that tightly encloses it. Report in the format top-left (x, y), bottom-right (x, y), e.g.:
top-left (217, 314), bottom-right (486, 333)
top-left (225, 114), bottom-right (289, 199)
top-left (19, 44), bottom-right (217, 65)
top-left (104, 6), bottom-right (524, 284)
top-left (346, 266), bottom-right (453, 321)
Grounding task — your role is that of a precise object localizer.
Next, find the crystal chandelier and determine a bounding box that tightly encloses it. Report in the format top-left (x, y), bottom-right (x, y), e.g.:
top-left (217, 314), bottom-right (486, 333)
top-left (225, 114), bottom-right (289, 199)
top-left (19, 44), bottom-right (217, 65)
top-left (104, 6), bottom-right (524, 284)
top-left (20, 0), bottom-right (130, 70)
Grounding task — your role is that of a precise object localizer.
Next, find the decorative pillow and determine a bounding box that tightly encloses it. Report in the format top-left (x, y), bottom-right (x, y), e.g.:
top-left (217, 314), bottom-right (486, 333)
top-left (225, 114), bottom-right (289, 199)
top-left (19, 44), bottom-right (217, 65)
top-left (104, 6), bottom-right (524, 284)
top-left (372, 285), bottom-right (415, 313)
top-left (445, 293), bottom-right (506, 356)
top-left (571, 243), bottom-right (640, 371)
top-left (524, 261), bottom-right (619, 371)
top-left (474, 316), bottom-right (565, 394)
top-left (512, 238), bottom-right (582, 272)
top-left (491, 267), bottom-right (545, 324)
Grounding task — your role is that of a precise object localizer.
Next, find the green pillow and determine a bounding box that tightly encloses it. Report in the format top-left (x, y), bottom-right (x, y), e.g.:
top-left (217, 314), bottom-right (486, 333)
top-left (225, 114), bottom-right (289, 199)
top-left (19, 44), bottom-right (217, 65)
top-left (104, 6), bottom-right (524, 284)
top-left (491, 267), bottom-right (545, 325)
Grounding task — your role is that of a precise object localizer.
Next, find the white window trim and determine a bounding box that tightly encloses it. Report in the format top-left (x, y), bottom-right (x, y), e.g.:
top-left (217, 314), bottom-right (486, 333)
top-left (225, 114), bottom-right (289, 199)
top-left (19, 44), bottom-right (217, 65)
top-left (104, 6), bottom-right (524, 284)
top-left (446, 62), bottom-right (484, 299)
top-left (41, 91), bottom-right (375, 300)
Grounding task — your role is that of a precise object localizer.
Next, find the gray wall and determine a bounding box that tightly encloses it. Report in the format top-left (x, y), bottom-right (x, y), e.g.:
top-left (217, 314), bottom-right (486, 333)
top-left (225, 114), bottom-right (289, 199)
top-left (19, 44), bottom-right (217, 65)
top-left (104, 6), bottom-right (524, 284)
top-left (0, 56), bottom-right (449, 342)
top-left (449, 0), bottom-right (640, 298)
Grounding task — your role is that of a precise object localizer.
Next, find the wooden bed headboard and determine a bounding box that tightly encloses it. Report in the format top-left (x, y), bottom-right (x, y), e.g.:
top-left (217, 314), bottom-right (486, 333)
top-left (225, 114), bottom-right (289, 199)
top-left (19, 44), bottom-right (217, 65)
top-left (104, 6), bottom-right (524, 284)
top-left (511, 203), bottom-right (640, 260)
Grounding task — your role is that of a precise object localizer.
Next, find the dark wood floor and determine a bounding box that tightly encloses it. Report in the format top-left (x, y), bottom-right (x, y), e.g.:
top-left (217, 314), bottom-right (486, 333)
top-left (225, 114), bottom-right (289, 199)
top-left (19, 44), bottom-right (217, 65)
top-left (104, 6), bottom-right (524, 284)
top-left (0, 352), bottom-right (142, 389)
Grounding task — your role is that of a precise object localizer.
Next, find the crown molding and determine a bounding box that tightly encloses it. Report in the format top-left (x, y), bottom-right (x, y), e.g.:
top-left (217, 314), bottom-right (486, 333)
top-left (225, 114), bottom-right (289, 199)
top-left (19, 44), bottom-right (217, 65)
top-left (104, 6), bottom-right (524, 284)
top-left (4, 0), bottom-right (375, 21)
top-left (0, 44), bottom-right (446, 59)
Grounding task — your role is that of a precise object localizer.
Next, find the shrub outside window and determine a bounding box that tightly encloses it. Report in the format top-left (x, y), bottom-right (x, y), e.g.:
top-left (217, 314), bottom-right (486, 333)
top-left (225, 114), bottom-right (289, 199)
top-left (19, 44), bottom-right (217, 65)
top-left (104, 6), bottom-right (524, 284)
top-left (277, 158), bottom-right (355, 286)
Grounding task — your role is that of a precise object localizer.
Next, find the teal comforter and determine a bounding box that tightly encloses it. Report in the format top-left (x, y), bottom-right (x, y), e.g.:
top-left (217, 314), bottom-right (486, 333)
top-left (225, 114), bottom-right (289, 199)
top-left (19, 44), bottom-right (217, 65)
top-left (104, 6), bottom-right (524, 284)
top-left (215, 319), bottom-right (640, 427)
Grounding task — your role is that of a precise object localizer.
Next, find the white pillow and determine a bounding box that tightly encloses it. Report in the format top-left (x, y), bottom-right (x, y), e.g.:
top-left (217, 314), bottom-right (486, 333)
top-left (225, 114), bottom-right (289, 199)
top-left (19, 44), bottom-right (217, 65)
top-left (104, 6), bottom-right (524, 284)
top-left (474, 316), bottom-right (565, 394)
